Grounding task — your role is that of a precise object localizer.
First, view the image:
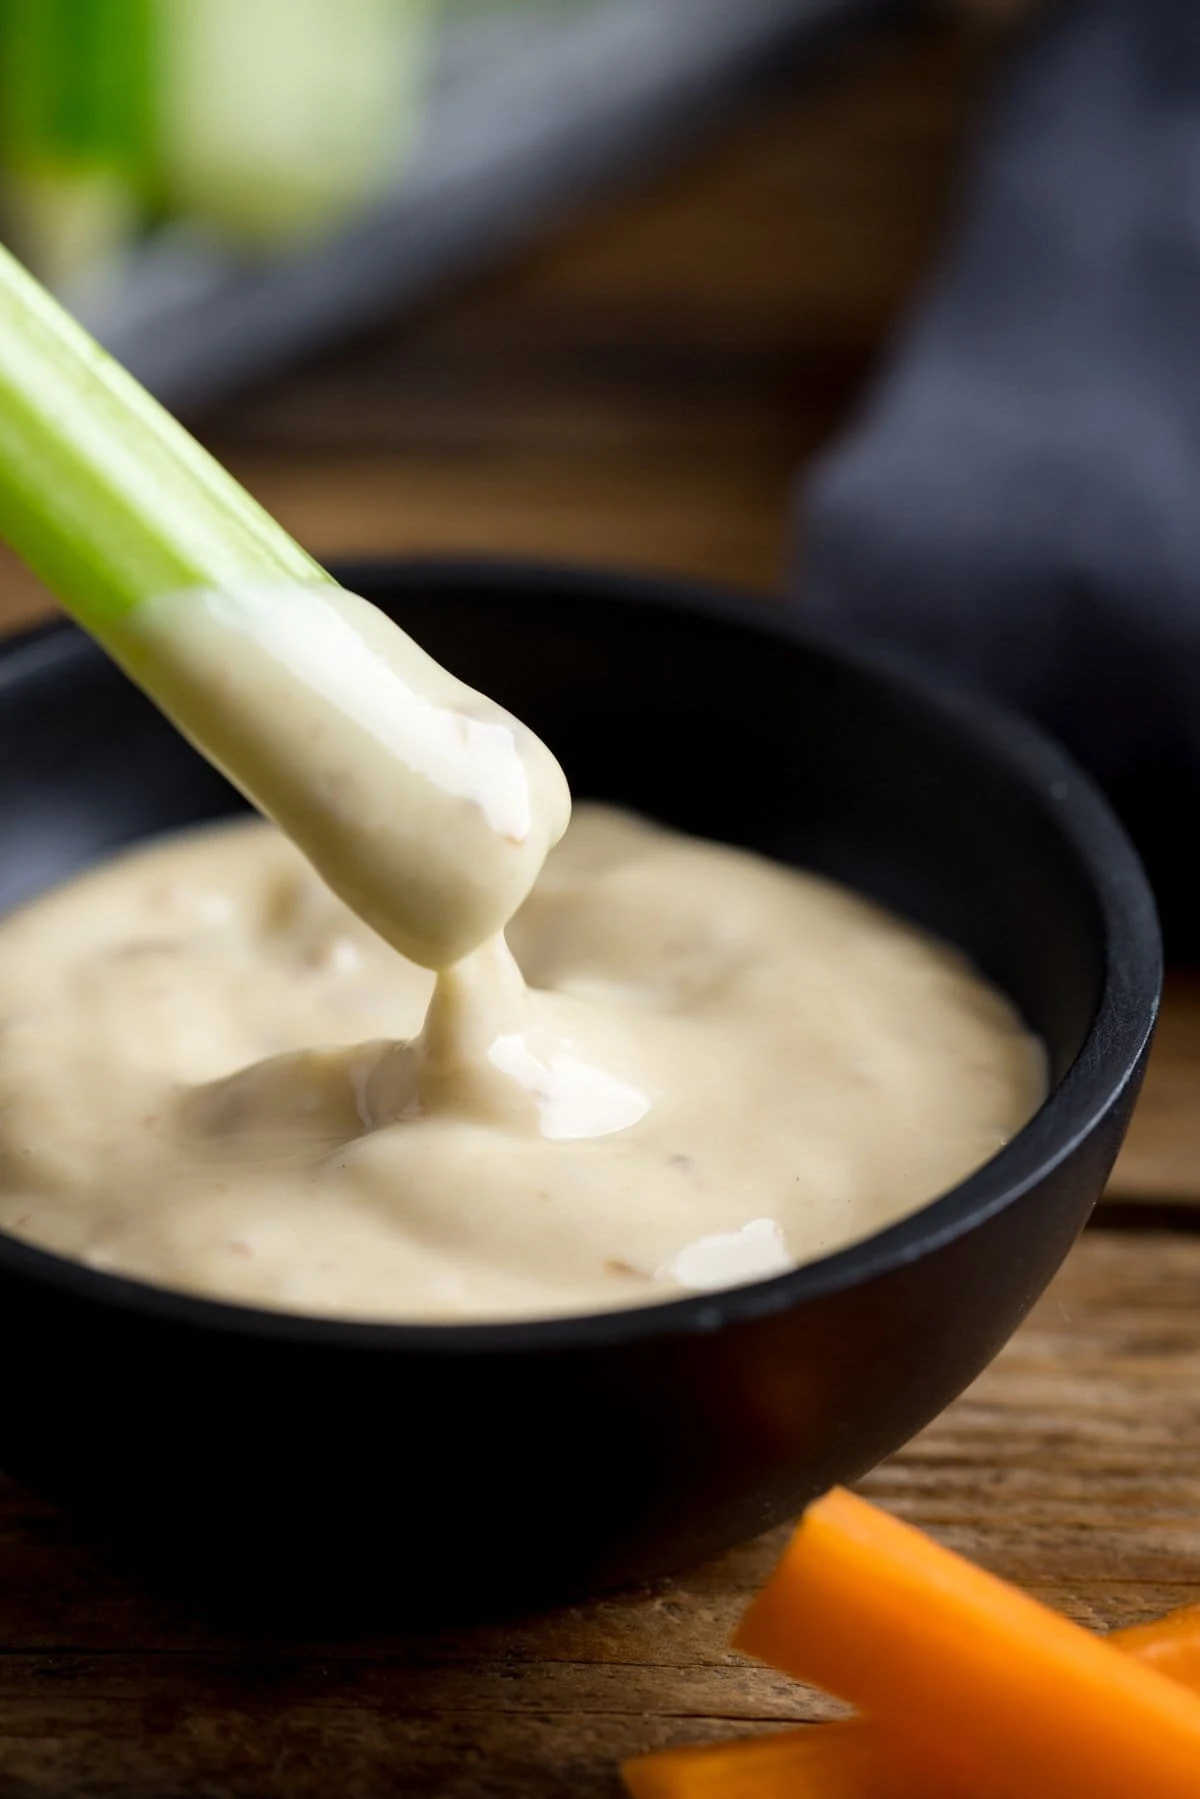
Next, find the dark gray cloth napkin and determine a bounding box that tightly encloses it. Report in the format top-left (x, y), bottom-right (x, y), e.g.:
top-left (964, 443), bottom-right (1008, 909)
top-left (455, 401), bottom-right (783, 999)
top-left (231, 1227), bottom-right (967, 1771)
top-left (799, 0), bottom-right (1200, 946)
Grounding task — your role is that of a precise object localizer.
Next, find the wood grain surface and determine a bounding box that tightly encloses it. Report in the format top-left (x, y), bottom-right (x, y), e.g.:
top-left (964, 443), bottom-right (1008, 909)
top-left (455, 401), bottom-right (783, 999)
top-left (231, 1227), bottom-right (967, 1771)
top-left (0, 1233), bottom-right (1195, 1798)
top-left (0, 8), bottom-right (1197, 1796)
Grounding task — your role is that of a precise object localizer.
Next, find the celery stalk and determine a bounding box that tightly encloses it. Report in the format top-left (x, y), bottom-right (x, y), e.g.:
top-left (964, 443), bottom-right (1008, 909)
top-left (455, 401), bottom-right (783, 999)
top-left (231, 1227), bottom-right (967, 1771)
top-left (0, 241), bottom-right (330, 638)
top-left (0, 0), bottom-right (154, 288)
top-left (157, 0), bottom-right (434, 247)
top-left (0, 241), bottom-right (570, 973)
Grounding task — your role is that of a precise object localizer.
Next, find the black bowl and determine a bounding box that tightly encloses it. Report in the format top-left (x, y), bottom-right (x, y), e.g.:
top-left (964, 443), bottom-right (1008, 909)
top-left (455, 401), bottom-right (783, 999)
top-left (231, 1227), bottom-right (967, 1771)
top-left (0, 559), bottom-right (1160, 1616)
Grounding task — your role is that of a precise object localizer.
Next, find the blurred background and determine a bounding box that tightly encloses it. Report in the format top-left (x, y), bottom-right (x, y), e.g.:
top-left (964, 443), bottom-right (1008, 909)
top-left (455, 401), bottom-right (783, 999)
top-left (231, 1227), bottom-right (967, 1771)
top-left (0, 0), bottom-right (1032, 616)
top-left (0, 0), bottom-right (932, 405)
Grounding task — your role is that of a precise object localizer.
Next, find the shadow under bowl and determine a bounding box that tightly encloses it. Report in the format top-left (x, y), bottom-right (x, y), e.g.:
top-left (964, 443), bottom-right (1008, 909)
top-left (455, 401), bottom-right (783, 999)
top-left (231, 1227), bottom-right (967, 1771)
top-left (0, 559), bottom-right (1160, 1617)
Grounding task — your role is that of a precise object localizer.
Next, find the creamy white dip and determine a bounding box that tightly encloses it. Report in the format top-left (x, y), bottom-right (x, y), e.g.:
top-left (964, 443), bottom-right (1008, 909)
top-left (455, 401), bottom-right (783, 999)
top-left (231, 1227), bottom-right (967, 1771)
top-left (0, 806), bottom-right (1044, 1321)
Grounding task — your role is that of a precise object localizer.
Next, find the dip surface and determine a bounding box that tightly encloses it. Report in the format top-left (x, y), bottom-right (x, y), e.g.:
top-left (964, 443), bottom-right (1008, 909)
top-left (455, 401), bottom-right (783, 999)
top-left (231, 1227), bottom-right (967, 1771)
top-left (0, 807), bottom-right (1044, 1321)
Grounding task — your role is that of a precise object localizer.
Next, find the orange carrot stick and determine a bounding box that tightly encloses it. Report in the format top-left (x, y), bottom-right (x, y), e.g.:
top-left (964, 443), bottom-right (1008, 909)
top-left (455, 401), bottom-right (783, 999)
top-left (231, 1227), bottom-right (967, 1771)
top-left (622, 1581), bottom-right (1200, 1799)
top-left (1110, 1600), bottom-right (1200, 1688)
top-left (622, 1720), bottom-right (952, 1799)
top-left (730, 1487), bottom-right (1200, 1799)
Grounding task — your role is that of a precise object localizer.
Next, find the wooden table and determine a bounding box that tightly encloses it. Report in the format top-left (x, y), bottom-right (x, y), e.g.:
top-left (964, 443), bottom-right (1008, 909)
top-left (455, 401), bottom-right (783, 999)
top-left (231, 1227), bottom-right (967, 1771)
top-left (1, 9), bottom-right (1198, 1794)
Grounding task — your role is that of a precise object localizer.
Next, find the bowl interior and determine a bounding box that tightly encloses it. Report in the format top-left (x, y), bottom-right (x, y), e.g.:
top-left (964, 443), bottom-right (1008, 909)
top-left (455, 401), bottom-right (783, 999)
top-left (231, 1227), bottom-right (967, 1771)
top-left (0, 563), bottom-right (1140, 1096)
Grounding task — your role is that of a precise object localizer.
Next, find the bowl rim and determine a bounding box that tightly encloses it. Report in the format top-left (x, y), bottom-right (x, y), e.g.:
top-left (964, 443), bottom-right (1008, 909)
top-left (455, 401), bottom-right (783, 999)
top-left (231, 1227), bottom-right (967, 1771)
top-left (0, 555), bottom-right (1162, 1352)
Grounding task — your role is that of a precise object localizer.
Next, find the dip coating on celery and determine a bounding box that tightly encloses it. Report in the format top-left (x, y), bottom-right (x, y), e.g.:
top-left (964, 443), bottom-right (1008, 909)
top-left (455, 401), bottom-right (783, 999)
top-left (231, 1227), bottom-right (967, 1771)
top-left (0, 243), bottom-right (569, 968)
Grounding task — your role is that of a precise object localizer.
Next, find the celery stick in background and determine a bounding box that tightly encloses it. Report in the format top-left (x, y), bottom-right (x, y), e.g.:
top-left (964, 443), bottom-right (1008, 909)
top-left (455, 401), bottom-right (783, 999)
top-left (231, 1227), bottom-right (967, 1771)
top-left (157, 0), bottom-right (435, 247)
top-left (0, 0), bottom-right (155, 291)
top-left (0, 0), bottom-right (435, 281)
